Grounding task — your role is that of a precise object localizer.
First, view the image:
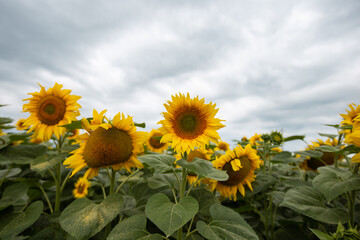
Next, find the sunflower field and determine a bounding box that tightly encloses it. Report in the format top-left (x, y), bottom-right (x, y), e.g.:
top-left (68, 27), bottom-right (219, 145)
top-left (0, 83), bottom-right (359, 240)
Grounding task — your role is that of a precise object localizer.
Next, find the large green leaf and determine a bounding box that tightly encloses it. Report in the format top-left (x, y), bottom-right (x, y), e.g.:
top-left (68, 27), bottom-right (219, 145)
top-left (314, 145), bottom-right (342, 153)
top-left (177, 158), bottom-right (228, 181)
top-left (284, 135), bottom-right (305, 142)
top-left (0, 182), bottom-right (28, 210)
top-left (0, 168), bottom-right (21, 179)
top-left (30, 154), bottom-right (67, 176)
top-left (0, 201), bottom-right (43, 239)
top-left (108, 215), bottom-right (162, 240)
top-left (280, 186), bottom-right (348, 224)
top-left (148, 173), bottom-right (178, 190)
top-left (0, 144), bottom-right (47, 164)
top-left (196, 203), bottom-right (259, 240)
top-left (313, 171), bottom-right (360, 203)
top-left (309, 229), bottom-right (333, 240)
top-left (138, 154), bottom-right (175, 173)
top-left (189, 188), bottom-right (219, 218)
top-left (0, 136), bottom-right (10, 149)
top-left (60, 194), bottom-right (123, 239)
top-left (145, 193), bottom-right (198, 237)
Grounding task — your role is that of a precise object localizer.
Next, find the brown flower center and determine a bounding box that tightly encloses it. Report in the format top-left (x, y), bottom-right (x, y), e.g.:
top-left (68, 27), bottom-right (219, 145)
top-left (149, 133), bottom-right (165, 149)
top-left (173, 108), bottom-right (206, 139)
top-left (307, 152), bottom-right (335, 170)
top-left (220, 157), bottom-right (251, 186)
top-left (77, 183), bottom-right (85, 194)
top-left (83, 127), bottom-right (133, 168)
top-left (218, 142), bottom-right (228, 151)
top-left (37, 95), bottom-right (66, 125)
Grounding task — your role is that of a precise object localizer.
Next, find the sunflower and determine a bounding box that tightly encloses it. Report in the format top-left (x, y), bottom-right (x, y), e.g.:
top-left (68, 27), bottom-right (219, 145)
top-left (175, 148), bottom-right (212, 185)
top-left (146, 129), bottom-right (169, 153)
top-left (249, 133), bottom-right (263, 146)
top-left (73, 177), bottom-right (90, 198)
top-left (158, 93), bottom-right (225, 154)
top-left (340, 103), bottom-right (360, 127)
top-left (214, 141), bottom-right (230, 152)
top-left (22, 83), bottom-right (81, 142)
top-left (344, 122), bottom-right (360, 162)
top-left (210, 144), bottom-right (261, 201)
top-left (67, 129), bottom-right (80, 140)
top-left (15, 119), bottom-right (28, 131)
top-left (300, 138), bottom-right (341, 171)
top-left (63, 110), bottom-right (146, 179)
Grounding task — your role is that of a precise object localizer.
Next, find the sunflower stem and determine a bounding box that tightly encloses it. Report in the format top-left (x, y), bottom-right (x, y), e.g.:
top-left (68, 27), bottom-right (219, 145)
top-left (115, 169), bottom-right (140, 193)
top-left (37, 183), bottom-right (54, 214)
top-left (54, 163), bottom-right (62, 212)
top-left (109, 168), bottom-right (116, 195)
top-left (349, 163), bottom-right (360, 227)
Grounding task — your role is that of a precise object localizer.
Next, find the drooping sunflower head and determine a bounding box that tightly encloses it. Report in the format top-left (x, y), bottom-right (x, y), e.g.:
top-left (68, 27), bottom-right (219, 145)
top-left (158, 93), bottom-right (225, 154)
top-left (146, 129), bottom-right (169, 153)
top-left (63, 110), bottom-right (147, 179)
top-left (270, 131), bottom-right (283, 145)
top-left (301, 138), bottom-right (341, 171)
top-left (16, 119), bottom-right (28, 131)
top-left (211, 144), bottom-right (261, 201)
top-left (22, 83), bottom-right (81, 142)
top-left (73, 177), bottom-right (90, 199)
top-left (215, 141), bottom-right (230, 152)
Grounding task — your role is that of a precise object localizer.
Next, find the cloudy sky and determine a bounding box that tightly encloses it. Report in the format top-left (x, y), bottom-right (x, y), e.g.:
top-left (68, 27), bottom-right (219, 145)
top-left (1, 0), bottom-right (360, 151)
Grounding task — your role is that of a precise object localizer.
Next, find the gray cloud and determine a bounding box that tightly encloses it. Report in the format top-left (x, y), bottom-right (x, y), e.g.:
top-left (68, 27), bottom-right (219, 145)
top-left (1, 0), bottom-right (360, 151)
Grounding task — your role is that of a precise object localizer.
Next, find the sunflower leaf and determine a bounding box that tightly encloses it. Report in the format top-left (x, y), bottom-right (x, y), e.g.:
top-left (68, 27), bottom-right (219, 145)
top-left (108, 215), bottom-right (162, 240)
top-left (145, 193), bottom-right (198, 237)
top-left (283, 135), bottom-right (305, 142)
top-left (60, 193), bottom-right (123, 240)
top-left (280, 186), bottom-right (348, 224)
top-left (0, 182), bottom-right (28, 210)
top-left (313, 170), bottom-right (360, 203)
top-left (0, 201), bottom-right (43, 239)
top-left (309, 228), bottom-right (333, 240)
top-left (0, 144), bottom-right (48, 164)
top-left (196, 203), bottom-right (259, 240)
top-left (138, 154), bottom-right (175, 173)
top-left (294, 150), bottom-right (323, 158)
top-left (30, 153), bottom-right (67, 176)
top-left (177, 158), bottom-right (228, 181)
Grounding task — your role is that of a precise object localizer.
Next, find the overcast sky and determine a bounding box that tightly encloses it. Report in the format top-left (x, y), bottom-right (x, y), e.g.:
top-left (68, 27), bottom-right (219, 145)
top-left (1, 0), bottom-right (360, 151)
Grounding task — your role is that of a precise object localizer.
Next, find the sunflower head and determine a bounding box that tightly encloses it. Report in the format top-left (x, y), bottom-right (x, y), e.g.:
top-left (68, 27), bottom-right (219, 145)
top-left (63, 110), bottom-right (147, 179)
top-left (301, 138), bottom-right (341, 171)
top-left (73, 177), bottom-right (90, 199)
top-left (146, 129), bottom-right (169, 153)
top-left (211, 144), bottom-right (261, 201)
top-left (158, 93), bottom-right (225, 154)
top-left (270, 131), bottom-right (283, 145)
top-left (15, 119), bottom-right (28, 131)
top-left (215, 141), bottom-right (230, 152)
top-left (22, 83), bottom-right (81, 142)
top-left (340, 103), bottom-right (360, 127)
top-left (249, 133), bottom-right (263, 146)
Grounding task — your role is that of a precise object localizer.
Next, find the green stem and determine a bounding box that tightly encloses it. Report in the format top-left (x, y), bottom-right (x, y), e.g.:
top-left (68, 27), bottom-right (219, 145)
top-left (109, 168), bottom-right (116, 195)
top-left (37, 184), bottom-right (54, 214)
top-left (54, 163), bottom-right (62, 212)
top-left (115, 169), bottom-right (140, 193)
top-left (349, 163), bottom-right (360, 227)
top-left (185, 216), bottom-right (195, 239)
top-left (334, 154), bottom-right (339, 168)
top-left (172, 188), bottom-right (178, 204)
top-left (60, 170), bottom-right (72, 194)
top-left (178, 153), bottom-right (188, 240)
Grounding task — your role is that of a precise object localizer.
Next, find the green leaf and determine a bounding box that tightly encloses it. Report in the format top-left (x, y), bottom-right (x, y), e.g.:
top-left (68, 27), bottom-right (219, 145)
top-left (294, 150), bottom-right (323, 158)
top-left (108, 215), bottom-right (162, 240)
top-left (177, 158), bottom-right (228, 181)
top-left (30, 154), bottom-right (67, 176)
top-left (313, 171), bottom-right (360, 202)
top-left (0, 144), bottom-right (47, 164)
top-left (189, 188), bottom-right (218, 218)
top-left (317, 166), bottom-right (351, 179)
top-left (28, 227), bottom-right (67, 240)
top-left (270, 151), bottom-right (297, 163)
top-left (318, 133), bottom-right (338, 139)
top-left (134, 122), bottom-right (146, 128)
top-left (314, 145), bottom-right (342, 153)
top-left (284, 135), bottom-right (305, 142)
top-left (0, 182), bottom-right (28, 210)
top-left (0, 201), bottom-right (43, 239)
top-left (138, 154), bottom-right (175, 173)
top-left (145, 193), bottom-right (198, 237)
top-left (0, 136), bottom-right (10, 149)
top-left (245, 173), bottom-right (278, 197)
top-left (280, 186), bottom-right (348, 224)
top-left (0, 117), bottom-right (13, 125)
top-left (9, 133), bottom-right (32, 142)
top-left (196, 203), bottom-right (259, 240)
top-left (148, 173), bottom-right (178, 190)
top-left (60, 194), bottom-right (123, 239)
top-left (309, 229), bottom-right (333, 240)
top-left (0, 168), bottom-right (21, 179)
top-left (60, 119), bottom-right (89, 131)
top-left (267, 191), bottom-right (285, 206)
